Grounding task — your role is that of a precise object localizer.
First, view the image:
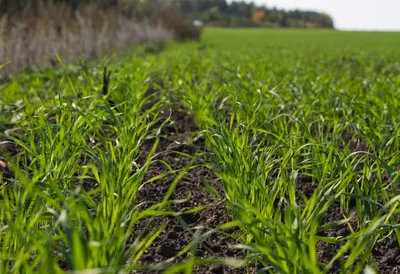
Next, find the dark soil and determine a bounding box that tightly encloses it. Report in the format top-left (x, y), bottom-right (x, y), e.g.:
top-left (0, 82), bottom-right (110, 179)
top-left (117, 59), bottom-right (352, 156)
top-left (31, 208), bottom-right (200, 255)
top-left (372, 238), bottom-right (400, 274)
top-left (0, 139), bottom-right (20, 181)
top-left (133, 109), bottom-right (253, 273)
top-left (0, 159), bottom-right (13, 180)
top-left (313, 201), bottom-right (400, 274)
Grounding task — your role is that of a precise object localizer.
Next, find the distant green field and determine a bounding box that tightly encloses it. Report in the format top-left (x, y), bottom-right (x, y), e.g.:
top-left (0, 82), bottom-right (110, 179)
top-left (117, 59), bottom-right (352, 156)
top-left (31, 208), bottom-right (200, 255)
top-left (205, 27), bottom-right (400, 48)
top-left (1, 28), bottom-right (400, 273)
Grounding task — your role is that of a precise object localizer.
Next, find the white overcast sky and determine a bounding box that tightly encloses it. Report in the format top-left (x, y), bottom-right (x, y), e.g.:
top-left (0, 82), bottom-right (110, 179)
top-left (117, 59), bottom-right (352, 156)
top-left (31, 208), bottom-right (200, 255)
top-left (238, 0), bottom-right (400, 31)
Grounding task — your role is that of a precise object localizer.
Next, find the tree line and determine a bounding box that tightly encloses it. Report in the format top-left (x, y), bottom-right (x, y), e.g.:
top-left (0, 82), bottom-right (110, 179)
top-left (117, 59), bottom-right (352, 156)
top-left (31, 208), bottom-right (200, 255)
top-left (0, 0), bottom-right (334, 28)
top-left (165, 0), bottom-right (334, 28)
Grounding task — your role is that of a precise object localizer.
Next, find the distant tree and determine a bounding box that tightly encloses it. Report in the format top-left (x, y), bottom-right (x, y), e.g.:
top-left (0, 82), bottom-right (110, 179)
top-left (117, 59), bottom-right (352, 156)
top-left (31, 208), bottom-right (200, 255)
top-left (252, 9), bottom-right (265, 25)
top-left (180, 0), bottom-right (193, 14)
top-left (213, 0), bottom-right (228, 13)
top-left (318, 13), bottom-right (334, 28)
top-left (197, 0), bottom-right (212, 11)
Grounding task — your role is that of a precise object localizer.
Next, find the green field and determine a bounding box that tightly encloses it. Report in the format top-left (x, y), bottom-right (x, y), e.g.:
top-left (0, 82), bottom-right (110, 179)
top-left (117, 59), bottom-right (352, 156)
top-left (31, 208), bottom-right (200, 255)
top-left (1, 28), bottom-right (400, 273)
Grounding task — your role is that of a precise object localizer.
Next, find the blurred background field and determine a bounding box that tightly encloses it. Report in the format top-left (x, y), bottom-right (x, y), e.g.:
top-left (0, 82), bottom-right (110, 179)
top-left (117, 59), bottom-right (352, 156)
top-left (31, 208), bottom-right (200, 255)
top-left (0, 0), bottom-right (335, 76)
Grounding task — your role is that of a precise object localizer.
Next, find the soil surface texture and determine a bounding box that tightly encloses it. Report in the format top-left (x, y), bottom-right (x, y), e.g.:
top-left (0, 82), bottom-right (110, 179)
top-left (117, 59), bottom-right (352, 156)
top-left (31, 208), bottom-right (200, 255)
top-left (134, 109), bottom-right (252, 273)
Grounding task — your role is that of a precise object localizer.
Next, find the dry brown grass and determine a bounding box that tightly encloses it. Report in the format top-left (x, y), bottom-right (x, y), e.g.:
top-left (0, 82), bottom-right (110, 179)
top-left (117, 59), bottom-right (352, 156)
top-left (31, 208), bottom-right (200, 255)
top-left (0, 2), bottom-right (173, 76)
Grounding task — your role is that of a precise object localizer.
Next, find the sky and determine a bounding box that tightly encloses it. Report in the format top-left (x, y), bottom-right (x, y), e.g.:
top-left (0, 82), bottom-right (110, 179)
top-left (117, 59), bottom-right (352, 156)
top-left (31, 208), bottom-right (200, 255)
top-left (243, 0), bottom-right (400, 31)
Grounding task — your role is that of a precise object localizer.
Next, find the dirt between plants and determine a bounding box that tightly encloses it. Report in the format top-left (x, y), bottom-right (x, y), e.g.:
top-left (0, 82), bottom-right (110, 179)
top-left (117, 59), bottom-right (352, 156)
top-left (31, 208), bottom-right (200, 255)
top-left (315, 202), bottom-right (400, 274)
top-left (133, 110), bottom-right (253, 273)
top-left (295, 169), bottom-right (400, 273)
top-left (0, 139), bottom-right (20, 181)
